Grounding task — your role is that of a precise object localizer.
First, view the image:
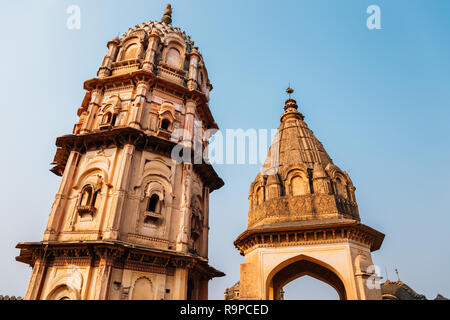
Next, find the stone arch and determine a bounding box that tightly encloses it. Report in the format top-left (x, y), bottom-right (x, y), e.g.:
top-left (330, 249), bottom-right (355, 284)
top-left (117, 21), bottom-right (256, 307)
top-left (162, 36), bottom-right (186, 69)
top-left (123, 43), bottom-right (139, 60)
top-left (98, 104), bottom-right (118, 128)
top-left (46, 267), bottom-right (83, 300)
top-left (285, 169), bottom-right (310, 196)
top-left (165, 47), bottom-right (181, 68)
top-left (73, 167), bottom-right (109, 191)
top-left (266, 254), bottom-right (347, 300)
top-left (131, 277), bottom-right (154, 300)
top-left (118, 33), bottom-right (146, 61)
top-left (47, 285), bottom-right (79, 300)
top-left (190, 194), bottom-right (204, 253)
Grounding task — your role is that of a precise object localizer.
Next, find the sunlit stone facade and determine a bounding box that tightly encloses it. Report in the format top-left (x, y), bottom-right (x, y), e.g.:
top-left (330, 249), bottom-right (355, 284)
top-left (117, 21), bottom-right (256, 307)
top-left (230, 92), bottom-right (385, 300)
top-left (16, 5), bottom-right (224, 300)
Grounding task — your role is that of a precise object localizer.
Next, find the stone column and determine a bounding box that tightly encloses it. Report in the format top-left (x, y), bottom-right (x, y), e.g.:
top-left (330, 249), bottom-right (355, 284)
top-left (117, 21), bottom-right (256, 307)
top-left (80, 88), bottom-right (104, 134)
top-left (44, 151), bottom-right (81, 241)
top-left (187, 48), bottom-right (201, 91)
top-left (24, 258), bottom-right (47, 300)
top-left (98, 37), bottom-right (120, 78)
top-left (128, 79), bottom-right (150, 129)
top-left (172, 268), bottom-right (188, 299)
top-left (198, 279), bottom-right (209, 300)
top-left (183, 98), bottom-right (196, 147)
top-left (142, 29), bottom-right (161, 72)
top-left (176, 163), bottom-right (193, 253)
top-left (93, 256), bottom-right (113, 299)
top-left (103, 144), bottom-right (135, 240)
top-left (200, 186), bottom-right (210, 258)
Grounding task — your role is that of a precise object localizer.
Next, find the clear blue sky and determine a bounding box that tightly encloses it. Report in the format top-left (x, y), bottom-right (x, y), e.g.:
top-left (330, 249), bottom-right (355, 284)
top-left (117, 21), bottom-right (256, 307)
top-left (0, 0), bottom-right (449, 299)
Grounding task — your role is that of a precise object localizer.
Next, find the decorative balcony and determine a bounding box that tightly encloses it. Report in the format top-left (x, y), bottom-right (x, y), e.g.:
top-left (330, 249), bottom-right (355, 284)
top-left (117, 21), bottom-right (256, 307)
top-left (156, 128), bottom-right (171, 139)
top-left (77, 205), bottom-right (97, 216)
top-left (111, 58), bottom-right (142, 76)
top-left (143, 210), bottom-right (161, 224)
top-left (157, 62), bottom-right (186, 86)
top-left (99, 123), bottom-right (112, 131)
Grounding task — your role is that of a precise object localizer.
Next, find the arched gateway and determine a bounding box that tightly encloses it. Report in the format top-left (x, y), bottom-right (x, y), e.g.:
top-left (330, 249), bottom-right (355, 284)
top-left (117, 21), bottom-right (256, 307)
top-left (229, 89), bottom-right (385, 300)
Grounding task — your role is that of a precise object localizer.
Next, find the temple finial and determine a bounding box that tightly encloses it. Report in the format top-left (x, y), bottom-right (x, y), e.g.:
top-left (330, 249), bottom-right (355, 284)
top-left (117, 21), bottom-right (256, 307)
top-left (395, 268), bottom-right (401, 282)
top-left (286, 86), bottom-right (294, 98)
top-left (161, 4), bottom-right (173, 24)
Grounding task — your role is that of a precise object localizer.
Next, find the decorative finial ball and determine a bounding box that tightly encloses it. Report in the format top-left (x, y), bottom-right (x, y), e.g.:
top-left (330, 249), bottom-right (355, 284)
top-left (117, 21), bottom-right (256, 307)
top-left (165, 4), bottom-right (172, 15)
top-left (286, 87), bottom-right (294, 95)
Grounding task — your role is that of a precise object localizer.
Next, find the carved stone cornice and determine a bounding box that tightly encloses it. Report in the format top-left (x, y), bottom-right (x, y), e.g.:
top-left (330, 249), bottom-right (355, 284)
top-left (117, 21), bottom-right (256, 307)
top-left (50, 127), bottom-right (224, 191)
top-left (15, 240), bottom-right (225, 280)
top-left (234, 219), bottom-right (385, 256)
top-left (249, 193), bottom-right (359, 228)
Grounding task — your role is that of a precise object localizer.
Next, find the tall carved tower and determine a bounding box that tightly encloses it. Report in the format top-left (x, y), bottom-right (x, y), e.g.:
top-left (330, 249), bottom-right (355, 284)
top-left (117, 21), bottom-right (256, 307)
top-left (233, 89), bottom-right (384, 300)
top-left (16, 5), bottom-right (224, 300)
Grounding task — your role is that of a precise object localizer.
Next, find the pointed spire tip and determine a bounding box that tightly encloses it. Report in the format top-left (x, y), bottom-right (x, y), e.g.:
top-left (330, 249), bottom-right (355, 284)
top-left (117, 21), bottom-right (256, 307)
top-left (161, 4), bottom-right (173, 24)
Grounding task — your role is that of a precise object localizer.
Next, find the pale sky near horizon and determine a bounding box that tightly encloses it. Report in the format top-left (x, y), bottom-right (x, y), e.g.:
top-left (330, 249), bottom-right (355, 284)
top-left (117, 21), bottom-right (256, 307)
top-left (0, 0), bottom-right (449, 300)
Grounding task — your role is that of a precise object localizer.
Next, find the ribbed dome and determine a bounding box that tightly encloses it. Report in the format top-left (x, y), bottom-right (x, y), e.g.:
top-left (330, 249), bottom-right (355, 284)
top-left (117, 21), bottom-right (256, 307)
top-left (248, 92), bottom-right (359, 228)
top-left (119, 16), bottom-right (195, 53)
top-left (262, 98), bottom-right (332, 176)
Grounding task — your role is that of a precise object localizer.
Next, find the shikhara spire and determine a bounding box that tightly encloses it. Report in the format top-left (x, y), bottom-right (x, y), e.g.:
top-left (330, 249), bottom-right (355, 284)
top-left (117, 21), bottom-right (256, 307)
top-left (231, 89), bottom-right (384, 300)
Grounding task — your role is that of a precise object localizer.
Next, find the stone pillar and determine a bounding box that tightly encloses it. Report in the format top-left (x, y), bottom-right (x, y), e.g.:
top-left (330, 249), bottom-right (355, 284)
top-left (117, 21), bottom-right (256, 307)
top-left (24, 258), bottom-right (47, 300)
top-left (98, 37), bottom-right (120, 78)
top-left (104, 144), bottom-right (135, 240)
top-left (44, 151), bottom-right (81, 241)
top-left (198, 279), bottom-right (209, 300)
top-left (172, 268), bottom-right (188, 299)
top-left (187, 48), bottom-right (201, 91)
top-left (183, 99), bottom-right (196, 146)
top-left (176, 164), bottom-right (193, 252)
top-left (312, 162), bottom-right (331, 194)
top-left (142, 29), bottom-right (161, 72)
top-left (128, 79), bottom-right (150, 129)
top-left (266, 175), bottom-right (281, 200)
top-left (80, 88), bottom-right (104, 134)
top-left (200, 187), bottom-right (210, 258)
top-left (93, 256), bottom-right (113, 299)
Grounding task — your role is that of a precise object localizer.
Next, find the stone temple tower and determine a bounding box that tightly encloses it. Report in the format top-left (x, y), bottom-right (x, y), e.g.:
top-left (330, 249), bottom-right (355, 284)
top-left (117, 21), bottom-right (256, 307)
top-left (16, 5), bottom-right (224, 300)
top-left (232, 89), bottom-right (385, 300)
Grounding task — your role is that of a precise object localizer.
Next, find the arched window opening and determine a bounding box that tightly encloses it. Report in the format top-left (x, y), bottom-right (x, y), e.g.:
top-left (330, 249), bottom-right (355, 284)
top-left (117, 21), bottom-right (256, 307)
top-left (144, 194), bottom-right (162, 223)
top-left (165, 47), bottom-right (180, 68)
top-left (123, 44), bottom-right (138, 61)
top-left (160, 118), bottom-right (171, 131)
top-left (199, 72), bottom-right (204, 86)
top-left (256, 187), bottom-right (264, 205)
top-left (147, 194), bottom-right (160, 213)
top-left (100, 111), bottom-right (117, 130)
top-left (111, 113), bottom-right (117, 126)
top-left (102, 112), bottom-right (112, 124)
top-left (189, 212), bottom-right (202, 255)
top-left (77, 184), bottom-right (100, 216)
top-left (291, 176), bottom-right (307, 196)
top-left (335, 177), bottom-right (347, 199)
top-left (80, 186), bottom-right (93, 206)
